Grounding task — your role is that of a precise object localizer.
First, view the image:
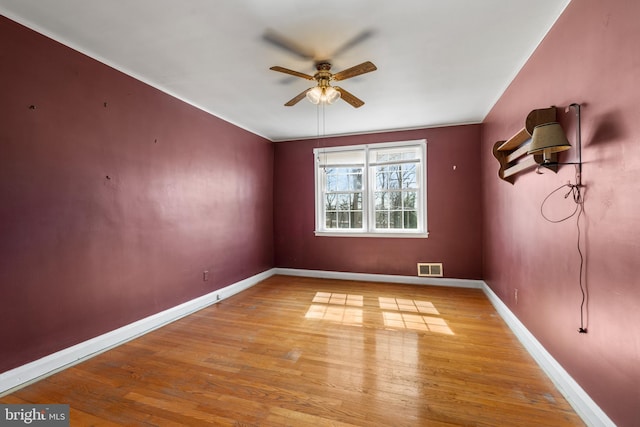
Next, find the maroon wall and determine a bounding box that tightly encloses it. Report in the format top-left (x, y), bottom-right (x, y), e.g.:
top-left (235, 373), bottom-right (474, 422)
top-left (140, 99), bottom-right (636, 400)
top-left (274, 125), bottom-right (482, 279)
top-left (481, 0), bottom-right (640, 425)
top-left (0, 17), bottom-right (274, 373)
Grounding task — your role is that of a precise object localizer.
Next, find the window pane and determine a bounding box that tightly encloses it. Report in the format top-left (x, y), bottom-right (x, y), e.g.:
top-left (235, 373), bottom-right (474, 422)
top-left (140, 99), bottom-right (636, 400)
top-left (376, 211), bottom-right (388, 228)
top-left (338, 211), bottom-right (350, 228)
top-left (325, 167), bottom-right (362, 192)
top-left (388, 166), bottom-right (401, 189)
top-left (336, 172), bottom-right (349, 191)
top-left (404, 191), bottom-right (416, 209)
top-left (352, 193), bottom-right (363, 210)
top-left (390, 192), bottom-right (402, 209)
top-left (347, 194), bottom-right (360, 210)
top-left (376, 163), bottom-right (418, 191)
top-left (404, 211), bottom-right (418, 229)
top-left (325, 194), bottom-right (337, 210)
top-left (375, 169), bottom-right (387, 190)
top-left (349, 171), bottom-right (362, 190)
top-left (325, 169), bottom-right (337, 191)
top-left (325, 212), bottom-right (337, 228)
top-left (403, 164), bottom-right (417, 189)
top-left (375, 192), bottom-right (387, 210)
top-left (337, 194), bottom-right (350, 210)
top-left (351, 211), bottom-right (363, 228)
top-left (390, 211), bottom-right (403, 228)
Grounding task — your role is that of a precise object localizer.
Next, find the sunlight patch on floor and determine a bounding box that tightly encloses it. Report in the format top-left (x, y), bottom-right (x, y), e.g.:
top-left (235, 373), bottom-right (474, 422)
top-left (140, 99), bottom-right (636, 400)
top-left (379, 297), bottom-right (453, 334)
top-left (305, 304), bottom-right (363, 325)
top-left (305, 292), bottom-right (453, 334)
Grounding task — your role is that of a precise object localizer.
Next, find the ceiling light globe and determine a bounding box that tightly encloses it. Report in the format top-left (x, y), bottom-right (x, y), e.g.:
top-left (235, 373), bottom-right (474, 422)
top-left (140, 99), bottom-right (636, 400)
top-left (324, 87), bottom-right (341, 104)
top-left (306, 87), bottom-right (322, 104)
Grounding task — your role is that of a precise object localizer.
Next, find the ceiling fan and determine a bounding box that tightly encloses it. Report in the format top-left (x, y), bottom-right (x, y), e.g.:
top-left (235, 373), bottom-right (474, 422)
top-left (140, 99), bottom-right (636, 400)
top-left (269, 60), bottom-right (377, 108)
top-left (263, 29), bottom-right (377, 108)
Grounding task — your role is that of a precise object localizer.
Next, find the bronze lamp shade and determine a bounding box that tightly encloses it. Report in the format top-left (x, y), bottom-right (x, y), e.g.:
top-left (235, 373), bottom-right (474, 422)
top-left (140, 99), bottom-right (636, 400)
top-left (528, 122), bottom-right (572, 163)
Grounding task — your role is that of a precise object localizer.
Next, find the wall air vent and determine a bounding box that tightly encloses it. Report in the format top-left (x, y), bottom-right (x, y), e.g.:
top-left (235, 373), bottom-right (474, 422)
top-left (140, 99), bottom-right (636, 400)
top-left (417, 263), bottom-right (443, 277)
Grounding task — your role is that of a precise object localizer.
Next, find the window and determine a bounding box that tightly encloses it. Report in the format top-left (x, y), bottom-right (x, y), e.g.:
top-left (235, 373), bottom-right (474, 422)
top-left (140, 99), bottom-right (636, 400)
top-left (314, 140), bottom-right (427, 237)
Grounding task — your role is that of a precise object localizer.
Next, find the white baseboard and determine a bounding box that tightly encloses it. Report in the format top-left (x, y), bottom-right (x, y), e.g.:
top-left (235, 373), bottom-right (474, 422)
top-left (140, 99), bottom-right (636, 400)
top-left (274, 267), bottom-right (485, 289)
top-left (0, 268), bottom-right (277, 396)
top-left (1, 267), bottom-right (614, 427)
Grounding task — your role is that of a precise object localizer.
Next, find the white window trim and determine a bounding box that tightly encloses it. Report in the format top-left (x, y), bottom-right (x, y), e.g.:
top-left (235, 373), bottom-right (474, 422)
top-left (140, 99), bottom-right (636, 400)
top-left (313, 139), bottom-right (428, 238)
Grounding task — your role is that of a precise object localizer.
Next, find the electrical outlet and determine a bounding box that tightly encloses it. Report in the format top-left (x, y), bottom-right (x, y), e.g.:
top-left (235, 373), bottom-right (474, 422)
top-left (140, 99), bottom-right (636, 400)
top-left (514, 289), bottom-right (518, 304)
top-left (203, 270), bottom-right (209, 281)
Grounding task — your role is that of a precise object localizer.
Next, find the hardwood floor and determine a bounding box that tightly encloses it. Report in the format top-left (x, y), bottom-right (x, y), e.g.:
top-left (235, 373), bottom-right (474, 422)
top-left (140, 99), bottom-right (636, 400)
top-left (1, 275), bottom-right (584, 426)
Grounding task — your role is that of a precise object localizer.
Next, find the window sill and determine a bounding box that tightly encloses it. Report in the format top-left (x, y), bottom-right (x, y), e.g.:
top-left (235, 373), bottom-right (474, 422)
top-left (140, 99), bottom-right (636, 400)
top-left (314, 230), bottom-right (429, 238)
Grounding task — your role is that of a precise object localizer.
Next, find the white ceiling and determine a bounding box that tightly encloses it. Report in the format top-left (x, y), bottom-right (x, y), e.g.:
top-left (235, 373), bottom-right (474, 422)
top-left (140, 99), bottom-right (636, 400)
top-left (0, 0), bottom-right (570, 142)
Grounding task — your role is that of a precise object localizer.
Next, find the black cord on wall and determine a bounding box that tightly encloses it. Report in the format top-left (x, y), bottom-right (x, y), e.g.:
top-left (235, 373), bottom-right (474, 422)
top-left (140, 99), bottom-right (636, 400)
top-left (540, 167), bottom-right (587, 334)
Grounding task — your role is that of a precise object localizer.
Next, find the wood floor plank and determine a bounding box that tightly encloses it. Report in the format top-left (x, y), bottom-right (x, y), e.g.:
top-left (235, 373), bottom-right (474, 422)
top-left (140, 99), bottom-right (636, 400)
top-left (1, 275), bottom-right (583, 426)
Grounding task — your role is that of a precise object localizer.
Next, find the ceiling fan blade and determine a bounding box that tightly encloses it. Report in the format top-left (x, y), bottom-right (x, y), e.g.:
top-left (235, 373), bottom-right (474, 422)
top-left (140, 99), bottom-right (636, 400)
top-left (331, 29), bottom-right (375, 58)
top-left (263, 29), bottom-right (315, 60)
top-left (332, 61), bottom-right (377, 81)
top-left (335, 87), bottom-right (365, 108)
top-left (284, 88), bottom-right (312, 106)
top-left (270, 66), bottom-right (315, 80)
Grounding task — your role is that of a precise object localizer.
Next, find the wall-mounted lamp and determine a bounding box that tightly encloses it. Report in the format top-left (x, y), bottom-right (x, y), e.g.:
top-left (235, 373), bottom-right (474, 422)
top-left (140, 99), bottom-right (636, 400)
top-left (530, 104), bottom-right (586, 334)
top-left (528, 103), bottom-right (582, 185)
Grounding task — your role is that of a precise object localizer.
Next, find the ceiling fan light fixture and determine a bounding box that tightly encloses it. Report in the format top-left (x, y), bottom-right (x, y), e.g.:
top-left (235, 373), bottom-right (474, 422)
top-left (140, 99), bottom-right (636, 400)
top-left (306, 86), bottom-right (323, 104)
top-left (324, 86), bottom-right (341, 104)
top-left (306, 86), bottom-right (341, 105)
